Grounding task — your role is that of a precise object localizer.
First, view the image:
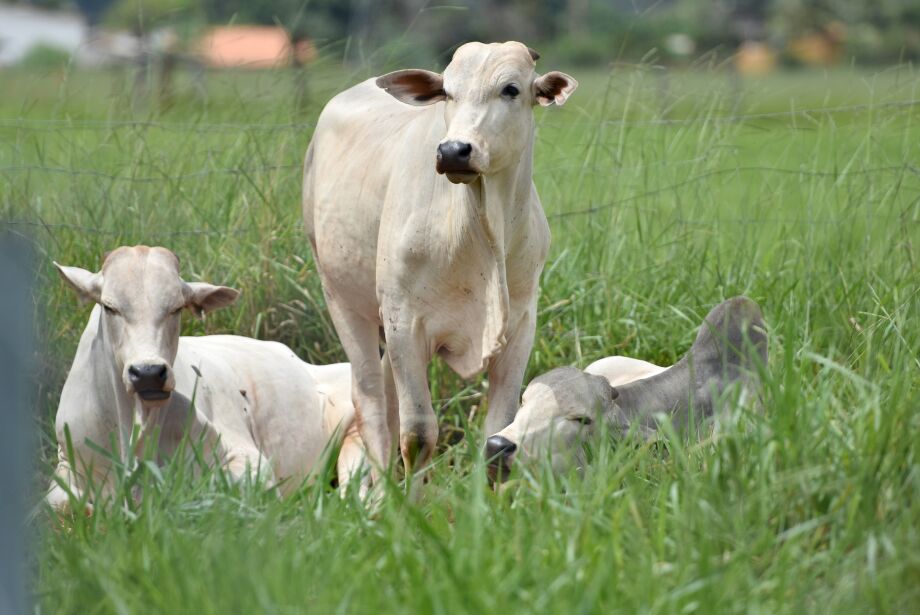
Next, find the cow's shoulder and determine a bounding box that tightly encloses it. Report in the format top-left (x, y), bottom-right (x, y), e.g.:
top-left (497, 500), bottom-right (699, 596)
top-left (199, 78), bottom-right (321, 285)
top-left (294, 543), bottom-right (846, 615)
top-left (319, 78), bottom-right (429, 131)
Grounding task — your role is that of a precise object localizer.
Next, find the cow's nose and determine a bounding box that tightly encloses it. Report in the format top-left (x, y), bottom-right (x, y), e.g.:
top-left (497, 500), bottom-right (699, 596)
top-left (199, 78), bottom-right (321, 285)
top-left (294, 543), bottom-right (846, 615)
top-left (436, 140), bottom-right (474, 173)
top-left (485, 435), bottom-right (517, 461)
top-left (128, 363), bottom-right (170, 400)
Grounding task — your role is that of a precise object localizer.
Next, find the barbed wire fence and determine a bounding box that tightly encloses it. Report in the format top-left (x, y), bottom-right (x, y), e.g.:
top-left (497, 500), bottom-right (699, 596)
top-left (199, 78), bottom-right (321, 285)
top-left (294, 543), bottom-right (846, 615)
top-left (3, 100), bottom-right (919, 242)
top-left (2, 98), bottom-right (919, 132)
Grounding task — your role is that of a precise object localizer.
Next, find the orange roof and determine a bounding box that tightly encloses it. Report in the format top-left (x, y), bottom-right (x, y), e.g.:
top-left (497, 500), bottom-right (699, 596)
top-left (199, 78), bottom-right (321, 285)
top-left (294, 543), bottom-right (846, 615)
top-left (198, 26), bottom-right (291, 68)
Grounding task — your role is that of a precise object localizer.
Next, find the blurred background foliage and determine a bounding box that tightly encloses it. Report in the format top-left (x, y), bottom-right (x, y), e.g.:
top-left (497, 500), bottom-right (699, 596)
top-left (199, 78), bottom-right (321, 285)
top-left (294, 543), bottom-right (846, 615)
top-left (5, 0), bottom-right (920, 68)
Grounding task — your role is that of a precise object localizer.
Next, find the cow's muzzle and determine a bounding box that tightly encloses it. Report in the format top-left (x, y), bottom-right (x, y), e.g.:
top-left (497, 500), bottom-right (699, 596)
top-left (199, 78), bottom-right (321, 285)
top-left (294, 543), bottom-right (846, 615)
top-left (436, 140), bottom-right (479, 183)
top-left (128, 362), bottom-right (172, 402)
top-left (485, 435), bottom-right (517, 484)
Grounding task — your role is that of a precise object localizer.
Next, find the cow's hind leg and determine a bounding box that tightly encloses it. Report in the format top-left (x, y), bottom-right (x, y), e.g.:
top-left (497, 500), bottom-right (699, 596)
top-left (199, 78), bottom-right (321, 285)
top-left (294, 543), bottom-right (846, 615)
top-left (336, 426), bottom-right (369, 496)
top-left (325, 300), bottom-right (392, 484)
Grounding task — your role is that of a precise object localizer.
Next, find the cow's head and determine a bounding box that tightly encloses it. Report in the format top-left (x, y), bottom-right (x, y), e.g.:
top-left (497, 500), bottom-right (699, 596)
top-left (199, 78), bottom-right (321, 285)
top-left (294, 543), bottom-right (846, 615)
top-left (486, 297), bottom-right (769, 484)
top-left (376, 41), bottom-right (577, 184)
top-left (486, 367), bottom-right (622, 482)
top-left (54, 246), bottom-right (239, 406)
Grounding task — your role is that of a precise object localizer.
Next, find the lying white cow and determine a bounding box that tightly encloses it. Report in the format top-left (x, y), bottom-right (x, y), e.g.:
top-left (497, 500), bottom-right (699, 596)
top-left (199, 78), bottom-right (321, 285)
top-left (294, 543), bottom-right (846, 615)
top-left (47, 246), bottom-right (363, 511)
top-left (303, 41), bottom-right (577, 480)
top-left (486, 297), bottom-right (768, 480)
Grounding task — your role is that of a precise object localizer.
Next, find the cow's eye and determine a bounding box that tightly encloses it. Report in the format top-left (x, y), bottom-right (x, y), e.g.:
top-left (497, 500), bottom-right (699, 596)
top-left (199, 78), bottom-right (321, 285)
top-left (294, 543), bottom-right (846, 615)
top-left (572, 416), bottom-right (593, 426)
top-left (102, 304), bottom-right (119, 316)
top-left (501, 84), bottom-right (520, 98)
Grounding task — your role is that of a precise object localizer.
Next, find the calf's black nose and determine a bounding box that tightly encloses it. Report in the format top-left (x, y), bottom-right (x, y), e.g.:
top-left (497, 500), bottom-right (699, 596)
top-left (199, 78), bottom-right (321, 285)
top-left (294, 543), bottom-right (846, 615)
top-left (485, 435), bottom-right (517, 461)
top-left (436, 140), bottom-right (474, 172)
top-left (128, 363), bottom-right (168, 395)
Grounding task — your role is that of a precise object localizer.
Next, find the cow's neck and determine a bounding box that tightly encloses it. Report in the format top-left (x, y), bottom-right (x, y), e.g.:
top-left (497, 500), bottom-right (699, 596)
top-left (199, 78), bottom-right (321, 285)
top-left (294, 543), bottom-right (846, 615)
top-left (77, 306), bottom-right (144, 461)
top-left (463, 136), bottom-right (534, 254)
top-left (441, 136), bottom-right (534, 363)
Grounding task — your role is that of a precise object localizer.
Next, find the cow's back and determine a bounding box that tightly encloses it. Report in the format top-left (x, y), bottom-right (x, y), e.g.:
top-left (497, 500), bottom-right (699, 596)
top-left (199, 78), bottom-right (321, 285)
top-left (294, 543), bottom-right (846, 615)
top-left (175, 335), bottom-right (334, 488)
top-left (303, 78), bottom-right (444, 320)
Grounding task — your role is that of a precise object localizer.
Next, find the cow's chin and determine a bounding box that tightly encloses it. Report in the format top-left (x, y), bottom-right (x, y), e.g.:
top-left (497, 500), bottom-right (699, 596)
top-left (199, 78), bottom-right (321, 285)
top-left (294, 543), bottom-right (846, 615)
top-left (445, 171), bottom-right (480, 184)
top-left (136, 390), bottom-right (172, 406)
top-left (487, 461), bottom-right (513, 486)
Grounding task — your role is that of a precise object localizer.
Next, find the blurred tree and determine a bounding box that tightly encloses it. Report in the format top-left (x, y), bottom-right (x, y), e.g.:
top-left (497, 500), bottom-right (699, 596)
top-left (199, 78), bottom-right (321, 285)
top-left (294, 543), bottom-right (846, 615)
top-left (18, 0), bottom-right (917, 66)
top-left (74, 0), bottom-right (118, 26)
top-left (105, 0), bottom-right (199, 34)
top-left (771, 0), bottom-right (920, 62)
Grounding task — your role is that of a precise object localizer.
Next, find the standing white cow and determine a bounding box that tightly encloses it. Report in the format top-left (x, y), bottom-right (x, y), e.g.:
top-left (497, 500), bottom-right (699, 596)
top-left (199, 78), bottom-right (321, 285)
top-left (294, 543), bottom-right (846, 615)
top-left (303, 41), bottom-right (577, 480)
top-left (47, 246), bottom-right (364, 512)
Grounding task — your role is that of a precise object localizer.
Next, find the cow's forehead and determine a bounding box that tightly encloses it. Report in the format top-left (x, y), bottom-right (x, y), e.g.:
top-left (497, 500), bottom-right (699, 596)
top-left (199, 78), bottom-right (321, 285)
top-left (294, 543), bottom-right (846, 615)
top-left (102, 246), bottom-right (179, 273)
top-left (526, 367), bottom-right (602, 411)
top-left (445, 41), bottom-right (535, 85)
top-left (101, 246), bottom-right (183, 301)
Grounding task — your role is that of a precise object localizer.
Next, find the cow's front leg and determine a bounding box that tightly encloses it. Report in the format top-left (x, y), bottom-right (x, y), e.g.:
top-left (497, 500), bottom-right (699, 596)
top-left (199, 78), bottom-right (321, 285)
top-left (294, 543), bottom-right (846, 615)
top-left (384, 309), bottom-right (437, 475)
top-left (46, 449), bottom-right (91, 515)
top-left (323, 298), bottom-right (392, 485)
top-left (484, 308), bottom-right (536, 436)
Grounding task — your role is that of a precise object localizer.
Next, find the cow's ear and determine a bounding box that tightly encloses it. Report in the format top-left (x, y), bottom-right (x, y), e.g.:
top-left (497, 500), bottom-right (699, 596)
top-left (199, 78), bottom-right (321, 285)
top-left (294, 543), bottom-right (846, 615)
top-left (533, 71), bottom-right (578, 107)
top-left (184, 282), bottom-right (240, 319)
top-left (376, 70), bottom-right (447, 106)
top-left (54, 262), bottom-right (102, 304)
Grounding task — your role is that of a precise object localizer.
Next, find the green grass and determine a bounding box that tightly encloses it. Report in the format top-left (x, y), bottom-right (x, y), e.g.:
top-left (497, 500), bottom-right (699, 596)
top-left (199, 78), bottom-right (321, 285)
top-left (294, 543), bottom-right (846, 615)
top-left (4, 61), bottom-right (919, 613)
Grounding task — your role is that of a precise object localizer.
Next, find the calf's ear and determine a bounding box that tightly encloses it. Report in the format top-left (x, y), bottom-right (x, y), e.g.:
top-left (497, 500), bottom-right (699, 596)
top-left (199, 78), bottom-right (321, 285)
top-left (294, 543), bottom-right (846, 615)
top-left (533, 71), bottom-right (578, 107)
top-left (184, 282), bottom-right (240, 319)
top-left (54, 262), bottom-right (102, 304)
top-left (376, 70), bottom-right (447, 106)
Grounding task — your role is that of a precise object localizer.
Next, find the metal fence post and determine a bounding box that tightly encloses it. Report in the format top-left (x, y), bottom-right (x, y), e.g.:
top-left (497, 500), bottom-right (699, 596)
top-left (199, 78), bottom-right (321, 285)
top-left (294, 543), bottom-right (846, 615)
top-left (0, 233), bottom-right (34, 614)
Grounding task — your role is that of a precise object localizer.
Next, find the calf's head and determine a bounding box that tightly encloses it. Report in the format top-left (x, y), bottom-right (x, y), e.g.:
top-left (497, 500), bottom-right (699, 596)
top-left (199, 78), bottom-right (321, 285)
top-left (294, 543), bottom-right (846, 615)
top-left (487, 367), bottom-right (621, 482)
top-left (487, 297), bottom-right (768, 483)
top-left (55, 246), bottom-right (239, 405)
top-left (376, 41), bottom-right (577, 184)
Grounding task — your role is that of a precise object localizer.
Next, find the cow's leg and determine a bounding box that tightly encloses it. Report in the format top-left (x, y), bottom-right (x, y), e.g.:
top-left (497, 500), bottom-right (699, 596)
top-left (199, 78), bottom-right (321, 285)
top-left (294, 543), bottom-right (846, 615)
top-left (384, 312), bottom-right (437, 474)
top-left (325, 300), bottom-right (392, 483)
top-left (46, 449), bottom-right (93, 516)
top-left (224, 445), bottom-right (275, 488)
top-left (484, 309), bottom-right (536, 436)
top-left (381, 349), bottom-right (400, 451)
top-left (336, 426), bottom-right (369, 495)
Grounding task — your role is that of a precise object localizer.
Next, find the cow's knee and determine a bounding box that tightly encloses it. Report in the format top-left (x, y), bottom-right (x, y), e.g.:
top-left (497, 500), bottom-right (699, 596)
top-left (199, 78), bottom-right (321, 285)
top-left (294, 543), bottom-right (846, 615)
top-left (46, 482), bottom-right (73, 514)
top-left (399, 417), bottom-right (438, 472)
top-left (226, 450), bottom-right (274, 488)
top-left (46, 470), bottom-right (92, 517)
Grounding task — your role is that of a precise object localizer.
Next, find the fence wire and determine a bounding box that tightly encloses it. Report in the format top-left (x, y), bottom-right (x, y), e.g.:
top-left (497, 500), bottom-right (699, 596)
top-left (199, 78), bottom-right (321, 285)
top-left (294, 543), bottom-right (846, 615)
top-left (2, 162), bottom-right (917, 183)
top-left (4, 157), bottom-right (917, 240)
top-left (3, 103), bottom-right (919, 239)
top-left (0, 163), bottom-right (300, 183)
top-left (1, 98), bottom-right (918, 134)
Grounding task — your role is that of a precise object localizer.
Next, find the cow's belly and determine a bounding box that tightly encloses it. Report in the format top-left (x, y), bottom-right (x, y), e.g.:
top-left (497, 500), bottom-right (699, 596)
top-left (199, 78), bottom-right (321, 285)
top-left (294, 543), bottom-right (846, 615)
top-left (175, 337), bottom-right (333, 488)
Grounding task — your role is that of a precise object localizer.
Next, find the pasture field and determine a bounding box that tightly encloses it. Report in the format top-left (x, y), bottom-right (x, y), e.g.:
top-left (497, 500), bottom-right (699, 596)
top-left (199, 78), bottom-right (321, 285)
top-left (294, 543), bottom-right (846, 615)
top-left (3, 61), bottom-right (919, 612)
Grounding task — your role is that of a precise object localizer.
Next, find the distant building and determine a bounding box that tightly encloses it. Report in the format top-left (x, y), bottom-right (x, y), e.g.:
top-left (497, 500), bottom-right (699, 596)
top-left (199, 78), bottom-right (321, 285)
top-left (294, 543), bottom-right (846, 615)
top-left (197, 26), bottom-right (295, 69)
top-left (0, 4), bottom-right (145, 68)
top-left (1, 7), bottom-right (314, 70)
top-left (0, 5), bottom-right (85, 66)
